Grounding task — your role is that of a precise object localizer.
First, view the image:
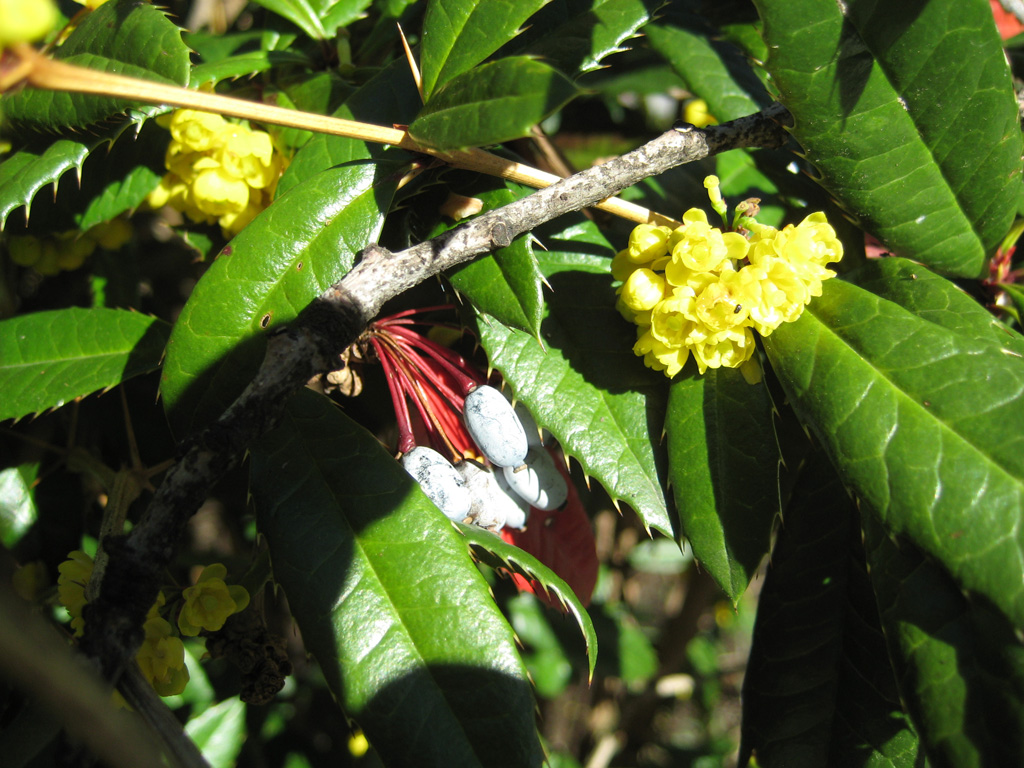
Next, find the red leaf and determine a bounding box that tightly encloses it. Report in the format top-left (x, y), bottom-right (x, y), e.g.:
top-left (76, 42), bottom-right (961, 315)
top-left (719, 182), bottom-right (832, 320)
top-left (501, 450), bottom-right (599, 610)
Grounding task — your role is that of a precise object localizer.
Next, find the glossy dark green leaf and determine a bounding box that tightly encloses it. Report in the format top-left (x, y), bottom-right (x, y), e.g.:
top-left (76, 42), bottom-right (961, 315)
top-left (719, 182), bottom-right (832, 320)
top-left (476, 263), bottom-right (672, 537)
top-left (410, 57), bottom-right (579, 150)
top-left (646, 20), bottom-right (772, 121)
top-left (457, 522), bottom-right (597, 681)
top-left (447, 182), bottom-right (544, 337)
top-left (863, 515), bottom-right (1024, 767)
top-left (740, 452), bottom-right (922, 768)
top-left (1, 0), bottom-right (189, 132)
top-left (276, 58), bottom-right (420, 195)
top-left (508, 0), bottom-right (661, 77)
top-left (0, 308), bottom-right (170, 423)
top-left (250, 390), bottom-right (543, 768)
top-left (160, 153), bottom-right (400, 437)
top-left (763, 277), bottom-right (1024, 628)
top-left (665, 366), bottom-right (778, 603)
top-left (755, 0), bottom-right (1022, 277)
top-left (851, 257), bottom-right (1024, 357)
top-left (419, 0), bottom-right (552, 99)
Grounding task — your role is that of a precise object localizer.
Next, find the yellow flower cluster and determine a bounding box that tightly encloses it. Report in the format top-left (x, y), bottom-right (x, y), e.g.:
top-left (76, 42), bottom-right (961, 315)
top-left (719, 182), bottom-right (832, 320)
top-left (148, 110), bottom-right (284, 236)
top-left (615, 178), bottom-right (842, 377)
top-left (0, 0), bottom-right (58, 47)
top-left (6, 218), bottom-right (132, 275)
top-left (56, 552), bottom-right (250, 699)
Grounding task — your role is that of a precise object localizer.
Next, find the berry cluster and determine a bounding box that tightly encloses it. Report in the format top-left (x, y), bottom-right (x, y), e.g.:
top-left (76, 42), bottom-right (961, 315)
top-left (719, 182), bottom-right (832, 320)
top-left (147, 109), bottom-right (284, 237)
top-left (614, 176), bottom-right (843, 377)
top-left (364, 308), bottom-right (567, 533)
top-left (6, 217), bottom-right (132, 275)
top-left (57, 552), bottom-right (249, 699)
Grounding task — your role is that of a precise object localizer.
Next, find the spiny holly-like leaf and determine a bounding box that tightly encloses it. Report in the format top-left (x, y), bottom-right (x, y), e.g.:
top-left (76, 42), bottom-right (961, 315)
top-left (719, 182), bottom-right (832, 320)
top-left (754, 0), bottom-right (1022, 277)
top-left (476, 259), bottom-right (672, 537)
top-left (446, 182), bottom-right (544, 337)
top-left (419, 0), bottom-right (552, 99)
top-left (863, 515), bottom-right (1024, 767)
top-left (0, 140), bottom-right (91, 230)
top-left (251, 389), bottom-right (543, 768)
top-left (665, 366), bottom-right (778, 604)
top-left (160, 151), bottom-right (401, 438)
top-left (0, 308), bottom-right (170, 423)
top-left (457, 522), bottom-right (597, 682)
top-left (507, 0), bottom-right (661, 78)
top-left (763, 276), bottom-right (1024, 629)
top-left (1, 0), bottom-right (190, 132)
top-left (646, 18), bottom-right (772, 121)
top-left (741, 452), bottom-right (923, 768)
top-left (185, 29), bottom-right (308, 86)
top-left (0, 121), bottom-right (167, 233)
top-left (410, 57), bottom-right (579, 150)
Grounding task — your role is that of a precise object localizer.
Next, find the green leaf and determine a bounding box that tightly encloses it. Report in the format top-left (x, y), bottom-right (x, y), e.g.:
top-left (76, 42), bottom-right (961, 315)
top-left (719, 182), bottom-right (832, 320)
top-left (1, 0), bottom-right (190, 132)
top-left (508, 0), bottom-right (661, 78)
top-left (754, 0), bottom-right (1023, 277)
top-left (276, 57), bottom-right (420, 196)
top-left (249, 0), bottom-right (371, 39)
top-left (457, 522), bottom-right (597, 682)
top-left (160, 152), bottom-right (400, 438)
top-left (184, 697), bottom-right (247, 768)
top-left (476, 266), bottom-right (672, 537)
top-left (0, 121), bottom-right (167, 233)
top-left (763, 277), bottom-right (1024, 628)
top-left (646, 19), bottom-right (772, 121)
top-left (741, 452), bottom-right (922, 768)
top-left (851, 257), bottom-right (1024, 357)
top-left (446, 182), bottom-right (544, 336)
top-left (0, 465), bottom-right (39, 550)
top-left (863, 515), bottom-right (1024, 767)
top-left (506, 594), bottom-right (574, 698)
top-left (250, 389), bottom-right (543, 768)
top-left (420, 0), bottom-right (552, 99)
top-left (0, 139), bottom-right (91, 230)
top-left (0, 308), bottom-right (170, 423)
top-left (665, 366), bottom-right (778, 603)
top-left (410, 57), bottom-right (579, 150)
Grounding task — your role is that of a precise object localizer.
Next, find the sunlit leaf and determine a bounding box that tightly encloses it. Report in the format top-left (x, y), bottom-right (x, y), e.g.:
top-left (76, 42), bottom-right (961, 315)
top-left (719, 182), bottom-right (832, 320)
top-left (251, 390), bottom-right (543, 768)
top-left (755, 0), bottom-right (1023, 277)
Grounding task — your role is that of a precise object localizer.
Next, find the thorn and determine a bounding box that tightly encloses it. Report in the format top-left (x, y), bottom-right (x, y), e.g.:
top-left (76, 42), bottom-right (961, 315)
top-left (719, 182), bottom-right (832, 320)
top-left (610, 497), bottom-right (621, 513)
top-left (397, 24), bottom-right (424, 103)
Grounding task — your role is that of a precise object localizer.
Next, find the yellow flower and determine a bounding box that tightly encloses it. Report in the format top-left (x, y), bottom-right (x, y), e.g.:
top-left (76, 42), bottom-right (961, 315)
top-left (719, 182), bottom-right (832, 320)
top-left (683, 98), bottom-right (717, 128)
top-left (620, 268), bottom-right (668, 313)
top-left (177, 563), bottom-right (250, 637)
top-left (136, 616), bottom-right (189, 696)
top-left (669, 209), bottom-right (748, 273)
top-left (57, 550), bottom-right (94, 636)
top-left (634, 329), bottom-right (690, 378)
top-left (627, 224), bottom-right (672, 264)
top-left (691, 326), bottom-right (756, 374)
top-left (0, 0), bottom-right (58, 47)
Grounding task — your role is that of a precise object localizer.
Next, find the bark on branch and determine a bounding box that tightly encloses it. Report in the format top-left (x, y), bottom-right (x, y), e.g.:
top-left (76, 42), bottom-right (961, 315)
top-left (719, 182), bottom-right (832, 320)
top-left (80, 104), bottom-right (793, 684)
